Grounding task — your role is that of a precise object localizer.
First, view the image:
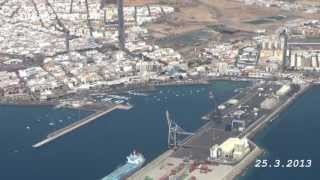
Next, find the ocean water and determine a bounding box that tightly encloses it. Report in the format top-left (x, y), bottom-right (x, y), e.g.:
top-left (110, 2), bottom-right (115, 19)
top-left (239, 85), bottom-right (320, 180)
top-left (0, 80), bottom-right (249, 180)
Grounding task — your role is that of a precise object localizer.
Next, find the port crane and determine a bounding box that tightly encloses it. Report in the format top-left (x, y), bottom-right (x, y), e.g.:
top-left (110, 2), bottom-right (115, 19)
top-left (166, 111), bottom-right (194, 149)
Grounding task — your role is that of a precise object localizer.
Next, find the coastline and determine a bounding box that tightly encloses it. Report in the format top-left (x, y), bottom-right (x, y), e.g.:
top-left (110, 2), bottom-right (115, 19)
top-left (0, 78), bottom-right (253, 109)
top-left (1, 79), bottom-right (316, 180)
top-left (128, 82), bottom-right (313, 180)
top-left (224, 83), bottom-right (311, 180)
top-left (2, 80), bottom-right (245, 180)
top-left (1, 79), bottom-right (311, 179)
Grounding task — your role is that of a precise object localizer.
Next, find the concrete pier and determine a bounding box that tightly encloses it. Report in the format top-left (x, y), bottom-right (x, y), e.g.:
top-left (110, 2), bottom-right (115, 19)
top-left (128, 150), bottom-right (174, 180)
top-left (129, 82), bottom-right (311, 180)
top-left (32, 104), bottom-right (132, 148)
top-left (243, 83), bottom-right (311, 139)
top-left (222, 145), bottom-right (264, 180)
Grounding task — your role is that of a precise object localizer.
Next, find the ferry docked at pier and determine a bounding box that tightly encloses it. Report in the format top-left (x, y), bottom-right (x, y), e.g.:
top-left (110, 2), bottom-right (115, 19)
top-left (101, 151), bottom-right (145, 180)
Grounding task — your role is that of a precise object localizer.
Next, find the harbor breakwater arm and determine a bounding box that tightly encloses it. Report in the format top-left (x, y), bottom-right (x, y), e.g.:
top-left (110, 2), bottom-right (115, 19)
top-left (32, 104), bottom-right (132, 148)
top-left (128, 83), bottom-right (311, 180)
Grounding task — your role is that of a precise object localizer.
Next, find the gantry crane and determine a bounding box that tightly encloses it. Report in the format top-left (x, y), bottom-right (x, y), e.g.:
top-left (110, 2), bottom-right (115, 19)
top-left (166, 111), bottom-right (194, 149)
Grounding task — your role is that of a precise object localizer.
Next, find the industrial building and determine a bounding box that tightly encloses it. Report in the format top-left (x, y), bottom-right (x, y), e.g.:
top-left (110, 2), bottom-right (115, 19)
top-left (210, 137), bottom-right (250, 163)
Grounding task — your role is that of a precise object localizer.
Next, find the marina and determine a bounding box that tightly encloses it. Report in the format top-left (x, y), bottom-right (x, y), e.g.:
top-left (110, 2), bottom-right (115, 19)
top-left (1, 80), bottom-right (320, 180)
top-left (0, 81), bottom-right (247, 180)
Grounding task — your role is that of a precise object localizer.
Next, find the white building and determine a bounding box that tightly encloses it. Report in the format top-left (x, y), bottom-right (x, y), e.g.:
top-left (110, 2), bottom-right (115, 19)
top-left (210, 137), bottom-right (250, 161)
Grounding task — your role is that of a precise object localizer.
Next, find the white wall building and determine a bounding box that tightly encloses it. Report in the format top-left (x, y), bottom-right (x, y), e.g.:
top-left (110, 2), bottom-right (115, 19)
top-left (210, 137), bottom-right (250, 161)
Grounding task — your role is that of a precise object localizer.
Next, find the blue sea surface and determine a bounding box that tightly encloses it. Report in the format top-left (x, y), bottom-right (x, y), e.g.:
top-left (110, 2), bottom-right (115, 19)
top-left (0, 80), bottom-right (249, 180)
top-left (239, 85), bottom-right (320, 180)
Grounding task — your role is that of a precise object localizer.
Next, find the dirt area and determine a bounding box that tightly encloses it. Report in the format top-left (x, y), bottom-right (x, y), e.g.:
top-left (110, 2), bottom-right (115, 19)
top-left (138, 0), bottom-right (320, 60)
top-left (147, 2), bottom-right (217, 38)
top-left (193, 0), bottom-right (289, 32)
top-left (145, 0), bottom-right (284, 37)
top-left (145, 0), bottom-right (320, 38)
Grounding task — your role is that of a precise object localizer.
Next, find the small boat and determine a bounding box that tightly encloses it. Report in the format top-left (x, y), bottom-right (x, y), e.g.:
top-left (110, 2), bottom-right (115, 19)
top-left (54, 103), bottom-right (65, 109)
top-left (109, 95), bottom-right (130, 101)
top-left (115, 100), bottom-right (124, 104)
top-left (128, 90), bottom-right (148, 96)
top-left (201, 115), bottom-right (210, 120)
top-left (102, 97), bottom-right (113, 102)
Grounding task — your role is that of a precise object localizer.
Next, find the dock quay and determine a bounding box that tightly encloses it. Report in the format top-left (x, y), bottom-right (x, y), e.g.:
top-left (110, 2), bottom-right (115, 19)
top-left (243, 83), bottom-right (311, 139)
top-left (222, 144), bottom-right (264, 180)
top-left (32, 104), bottom-right (132, 148)
top-left (127, 150), bottom-right (174, 180)
top-left (129, 82), bottom-right (310, 180)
